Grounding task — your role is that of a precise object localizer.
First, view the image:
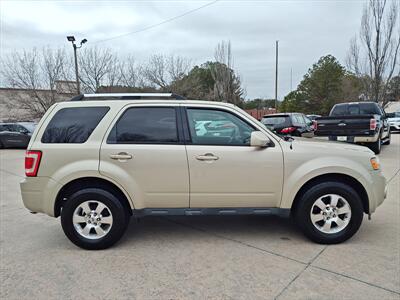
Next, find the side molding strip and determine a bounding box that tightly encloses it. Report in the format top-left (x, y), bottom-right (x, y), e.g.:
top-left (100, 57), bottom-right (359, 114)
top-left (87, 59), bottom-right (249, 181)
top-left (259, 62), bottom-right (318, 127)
top-left (132, 208), bottom-right (290, 218)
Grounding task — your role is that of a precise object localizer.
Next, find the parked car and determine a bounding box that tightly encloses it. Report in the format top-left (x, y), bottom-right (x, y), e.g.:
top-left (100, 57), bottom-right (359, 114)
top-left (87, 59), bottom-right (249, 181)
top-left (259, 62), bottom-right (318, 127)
top-left (314, 102), bottom-right (391, 154)
top-left (261, 113), bottom-right (314, 136)
top-left (20, 93), bottom-right (386, 249)
top-left (387, 111), bottom-right (400, 132)
top-left (0, 122), bottom-right (36, 149)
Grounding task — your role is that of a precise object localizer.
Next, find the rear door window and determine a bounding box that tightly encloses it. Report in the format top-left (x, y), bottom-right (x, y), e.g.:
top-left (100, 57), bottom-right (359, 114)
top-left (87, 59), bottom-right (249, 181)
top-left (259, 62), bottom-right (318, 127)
top-left (42, 107), bottom-right (109, 143)
top-left (107, 107), bottom-right (178, 144)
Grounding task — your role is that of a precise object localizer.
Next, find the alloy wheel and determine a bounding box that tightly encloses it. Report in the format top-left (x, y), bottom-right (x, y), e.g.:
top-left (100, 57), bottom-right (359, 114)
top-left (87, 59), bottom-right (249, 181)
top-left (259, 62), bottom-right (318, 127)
top-left (73, 200), bottom-right (113, 239)
top-left (310, 194), bottom-right (352, 234)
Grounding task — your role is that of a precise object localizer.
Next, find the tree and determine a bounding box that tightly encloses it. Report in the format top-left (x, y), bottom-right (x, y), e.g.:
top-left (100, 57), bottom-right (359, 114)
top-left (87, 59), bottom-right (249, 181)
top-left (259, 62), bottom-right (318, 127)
top-left (386, 75), bottom-right (400, 102)
top-left (1, 47), bottom-right (72, 118)
top-left (341, 72), bottom-right (364, 102)
top-left (78, 47), bottom-right (121, 93)
top-left (118, 55), bottom-right (145, 88)
top-left (279, 91), bottom-right (308, 113)
top-left (297, 55), bottom-right (346, 114)
top-left (346, 0), bottom-right (400, 105)
top-left (242, 98), bottom-right (276, 110)
top-left (211, 41), bottom-right (245, 105)
top-left (144, 54), bottom-right (191, 90)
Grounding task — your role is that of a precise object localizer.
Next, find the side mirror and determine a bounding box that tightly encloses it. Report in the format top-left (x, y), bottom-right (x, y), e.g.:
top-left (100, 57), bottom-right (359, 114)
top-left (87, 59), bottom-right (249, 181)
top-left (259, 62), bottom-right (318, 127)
top-left (250, 131), bottom-right (271, 147)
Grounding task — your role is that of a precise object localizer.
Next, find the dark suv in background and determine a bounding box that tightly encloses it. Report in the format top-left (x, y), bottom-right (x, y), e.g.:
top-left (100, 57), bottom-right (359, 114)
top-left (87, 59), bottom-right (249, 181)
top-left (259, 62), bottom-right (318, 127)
top-left (261, 113), bottom-right (314, 137)
top-left (0, 122), bottom-right (36, 149)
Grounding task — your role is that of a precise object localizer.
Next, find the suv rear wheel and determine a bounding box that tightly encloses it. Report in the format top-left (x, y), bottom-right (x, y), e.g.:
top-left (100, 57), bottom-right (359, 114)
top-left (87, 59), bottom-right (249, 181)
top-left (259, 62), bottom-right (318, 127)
top-left (61, 188), bottom-right (130, 250)
top-left (294, 181), bottom-right (363, 244)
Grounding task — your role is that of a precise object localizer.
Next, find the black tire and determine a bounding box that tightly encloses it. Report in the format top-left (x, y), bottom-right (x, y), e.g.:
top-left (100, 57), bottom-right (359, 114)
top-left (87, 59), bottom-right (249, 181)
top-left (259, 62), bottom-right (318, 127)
top-left (0, 139), bottom-right (4, 149)
top-left (61, 188), bottom-right (130, 250)
top-left (369, 134), bottom-right (381, 154)
top-left (294, 181), bottom-right (364, 244)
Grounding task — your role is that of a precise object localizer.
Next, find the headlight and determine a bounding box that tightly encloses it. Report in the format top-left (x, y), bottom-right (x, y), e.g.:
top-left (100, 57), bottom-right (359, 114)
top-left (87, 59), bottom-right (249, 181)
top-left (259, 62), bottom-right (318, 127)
top-left (370, 157), bottom-right (380, 170)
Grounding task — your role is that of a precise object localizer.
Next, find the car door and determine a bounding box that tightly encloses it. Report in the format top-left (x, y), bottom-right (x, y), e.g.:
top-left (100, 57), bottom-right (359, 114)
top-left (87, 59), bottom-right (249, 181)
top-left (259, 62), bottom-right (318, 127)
top-left (99, 104), bottom-right (189, 209)
top-left (184, 106), bottom-right (284, 208)
top-left (10, 124), bottom-right (31, 147)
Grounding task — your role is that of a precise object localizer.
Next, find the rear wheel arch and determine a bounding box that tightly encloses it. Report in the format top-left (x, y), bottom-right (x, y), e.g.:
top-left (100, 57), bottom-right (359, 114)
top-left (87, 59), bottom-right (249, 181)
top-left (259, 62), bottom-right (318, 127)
top-left (55, 177), bottom-right (133, 217)
top-left (291, 173), bottom-right (369, 215)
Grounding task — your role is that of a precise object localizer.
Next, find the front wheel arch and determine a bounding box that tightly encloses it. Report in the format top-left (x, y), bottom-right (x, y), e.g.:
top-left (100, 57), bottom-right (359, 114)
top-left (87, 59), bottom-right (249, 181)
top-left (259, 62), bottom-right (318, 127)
top-left (291, 173), bottom-right (369, 215)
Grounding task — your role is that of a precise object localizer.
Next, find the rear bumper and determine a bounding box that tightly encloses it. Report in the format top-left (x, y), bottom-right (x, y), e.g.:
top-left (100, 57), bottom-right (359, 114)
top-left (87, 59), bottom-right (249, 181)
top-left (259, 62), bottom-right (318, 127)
top-left (20, 177), bottom-right (62, 217)
top-left (328, 132), bottom-right (379, 143)
top-left (354, 133), bottom-right (379, 143)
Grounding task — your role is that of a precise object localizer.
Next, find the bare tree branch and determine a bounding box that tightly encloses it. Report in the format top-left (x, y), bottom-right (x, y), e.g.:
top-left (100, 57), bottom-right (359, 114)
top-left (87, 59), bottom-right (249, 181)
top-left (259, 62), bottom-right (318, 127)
top-left (347, 0), bottom-right (400, 105)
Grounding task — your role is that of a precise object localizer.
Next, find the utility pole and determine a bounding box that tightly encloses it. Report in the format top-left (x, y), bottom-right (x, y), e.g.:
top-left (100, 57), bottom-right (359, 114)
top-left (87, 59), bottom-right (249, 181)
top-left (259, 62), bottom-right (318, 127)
top-left (275, 40), bottom-right (279, 111)
top-left (73, 44), bottom-right (80, 94)
top-left (67, 36), bottom-right (87, 94)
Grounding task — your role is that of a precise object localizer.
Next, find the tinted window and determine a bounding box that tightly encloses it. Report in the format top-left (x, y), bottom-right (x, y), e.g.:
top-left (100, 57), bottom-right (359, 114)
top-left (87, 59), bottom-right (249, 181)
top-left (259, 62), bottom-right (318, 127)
top-left (42, 107), bottom-right (109, 143)
top-left (330, 104), bottom-right (348, 116)
top-left (187, 108), bottom-right (255, 146)
top-left (261, 116), bottom-right (288, 125)
top-left (293, 114), bottom-right (305, 125)
top-left (359, 103), bottom-right (381, 115)
top-left (13, 124), bottom-right (28, 133)
top-left (107, 107), bottom-right (178, 144)
top-left (331, 103), bottom-right (381, 116)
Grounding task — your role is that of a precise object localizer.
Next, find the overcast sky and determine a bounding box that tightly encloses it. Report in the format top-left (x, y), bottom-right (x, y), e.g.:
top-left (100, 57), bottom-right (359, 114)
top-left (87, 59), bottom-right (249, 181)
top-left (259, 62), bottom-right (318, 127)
top-left (0, 0), bottom-right (366, 99)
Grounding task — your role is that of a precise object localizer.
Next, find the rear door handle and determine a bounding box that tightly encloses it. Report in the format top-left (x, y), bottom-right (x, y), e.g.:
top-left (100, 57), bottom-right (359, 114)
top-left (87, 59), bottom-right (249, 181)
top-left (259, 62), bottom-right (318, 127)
top-left (196, 153), bottom-right (219, 161)
top-left (110, 152), bottom-right (132, 160)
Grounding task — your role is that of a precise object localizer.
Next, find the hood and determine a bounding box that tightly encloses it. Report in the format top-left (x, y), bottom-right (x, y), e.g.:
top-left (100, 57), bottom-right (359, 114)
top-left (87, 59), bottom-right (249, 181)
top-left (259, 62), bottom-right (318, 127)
top-left (284, 137), bottom-right (373, 154)
top-left (388, 117), bottom-right (400, 122)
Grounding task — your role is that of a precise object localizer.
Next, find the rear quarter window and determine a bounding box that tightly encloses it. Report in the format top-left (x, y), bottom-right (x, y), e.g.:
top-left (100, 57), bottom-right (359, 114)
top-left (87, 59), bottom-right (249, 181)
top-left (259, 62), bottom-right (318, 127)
top-left (41, 107), bottom-right (109, 143)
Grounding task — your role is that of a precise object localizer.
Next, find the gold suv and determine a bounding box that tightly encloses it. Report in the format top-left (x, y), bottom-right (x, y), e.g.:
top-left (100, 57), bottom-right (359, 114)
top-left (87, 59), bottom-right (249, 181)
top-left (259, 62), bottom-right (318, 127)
top-left (20, 93), bottom-right (387, 249)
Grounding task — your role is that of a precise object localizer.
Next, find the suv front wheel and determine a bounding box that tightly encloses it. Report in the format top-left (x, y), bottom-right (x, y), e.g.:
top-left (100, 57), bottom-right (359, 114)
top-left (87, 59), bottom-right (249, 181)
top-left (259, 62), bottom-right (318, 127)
top-left (295, 181), bottom-right (364, 244)
top-left (61, 188), bottom-right (130, 250)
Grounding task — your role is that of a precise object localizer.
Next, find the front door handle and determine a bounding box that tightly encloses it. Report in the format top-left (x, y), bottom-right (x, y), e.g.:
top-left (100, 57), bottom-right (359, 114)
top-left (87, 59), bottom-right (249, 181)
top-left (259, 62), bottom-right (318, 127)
top-left (110, 152), bottom-right (133, 160)
top-left (196, 153), bottom-right (219, 161)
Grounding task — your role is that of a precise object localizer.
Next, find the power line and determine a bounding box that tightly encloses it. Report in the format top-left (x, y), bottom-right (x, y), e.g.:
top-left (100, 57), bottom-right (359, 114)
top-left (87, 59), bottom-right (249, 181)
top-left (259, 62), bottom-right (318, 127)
top-left (93, 0), bottom-right (219, 44)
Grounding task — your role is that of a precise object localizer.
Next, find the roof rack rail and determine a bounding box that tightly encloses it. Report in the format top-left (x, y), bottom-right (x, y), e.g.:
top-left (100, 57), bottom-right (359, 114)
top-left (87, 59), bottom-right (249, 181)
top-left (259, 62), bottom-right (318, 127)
top-left (69, 93), bottom-right (186, 101)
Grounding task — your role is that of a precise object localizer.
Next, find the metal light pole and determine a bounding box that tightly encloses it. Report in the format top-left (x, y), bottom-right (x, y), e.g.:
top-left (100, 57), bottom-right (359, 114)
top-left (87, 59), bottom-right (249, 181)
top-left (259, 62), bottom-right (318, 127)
top-left (67, 36), bottom-right (87, 94)
top-left (275, 40), bottom-right (279, 111)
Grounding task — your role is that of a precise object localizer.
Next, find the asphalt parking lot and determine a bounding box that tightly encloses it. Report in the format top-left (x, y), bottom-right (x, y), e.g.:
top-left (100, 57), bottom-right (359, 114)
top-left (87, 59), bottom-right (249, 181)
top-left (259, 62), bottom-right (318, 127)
top-left (0, 136), bottom-right (399, 300)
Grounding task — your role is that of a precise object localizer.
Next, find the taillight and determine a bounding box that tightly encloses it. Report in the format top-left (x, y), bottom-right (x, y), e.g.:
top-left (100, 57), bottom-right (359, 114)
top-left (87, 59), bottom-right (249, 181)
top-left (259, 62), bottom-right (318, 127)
top-left (370, 118), bottom-right (377, 130)
top-left (280, 127), bottom-right (296, 134)
top-left (25, 151), bottom-right (42, 177)
top-left (313, 120), bottom-right (318, 130)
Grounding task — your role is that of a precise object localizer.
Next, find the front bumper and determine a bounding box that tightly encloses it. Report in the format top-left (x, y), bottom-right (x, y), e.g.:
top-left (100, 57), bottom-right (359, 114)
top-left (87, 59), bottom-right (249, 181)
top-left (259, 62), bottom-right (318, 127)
top-left (363, 170), bottom-right (387, 214)
top-left (20, 177), bottom-right (62, 217)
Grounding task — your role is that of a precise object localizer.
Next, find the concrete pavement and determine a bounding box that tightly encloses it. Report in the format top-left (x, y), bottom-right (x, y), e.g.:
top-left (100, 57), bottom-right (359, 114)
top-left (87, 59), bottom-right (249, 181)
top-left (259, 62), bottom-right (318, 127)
top-left (0, 136), bottom-right (399, 299)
